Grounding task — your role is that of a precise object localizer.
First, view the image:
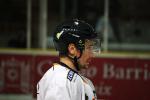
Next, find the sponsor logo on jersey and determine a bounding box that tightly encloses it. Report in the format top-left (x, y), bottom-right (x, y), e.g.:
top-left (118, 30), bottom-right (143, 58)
top-left (67, 70), bottom-right (75, 81)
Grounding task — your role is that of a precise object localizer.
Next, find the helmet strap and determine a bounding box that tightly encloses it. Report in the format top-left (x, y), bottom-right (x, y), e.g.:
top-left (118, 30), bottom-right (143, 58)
top-left (67, 49), bottom-right (83, 71)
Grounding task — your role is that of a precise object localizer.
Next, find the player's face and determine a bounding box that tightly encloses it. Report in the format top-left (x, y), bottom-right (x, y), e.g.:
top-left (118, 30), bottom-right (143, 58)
top-left (79, 40), bottom-right (95, 68)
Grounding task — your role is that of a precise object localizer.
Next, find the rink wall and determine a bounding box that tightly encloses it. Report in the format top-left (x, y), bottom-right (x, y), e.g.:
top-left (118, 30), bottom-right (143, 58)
top-left (0, 49), bottom-right (150, 100)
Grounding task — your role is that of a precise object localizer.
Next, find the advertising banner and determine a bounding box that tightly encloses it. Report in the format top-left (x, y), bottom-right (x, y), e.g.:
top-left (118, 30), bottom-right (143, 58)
top-left (0, 54), bottom-right (32, 93)
top-left (0, 53), bottom-right (150, 100)
top-left (83, 58), bottom-right (150, 100)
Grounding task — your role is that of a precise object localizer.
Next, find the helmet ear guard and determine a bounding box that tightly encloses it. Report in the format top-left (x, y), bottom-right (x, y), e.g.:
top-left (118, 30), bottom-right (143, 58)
top-left (54, 37), bottom-right (86, 58)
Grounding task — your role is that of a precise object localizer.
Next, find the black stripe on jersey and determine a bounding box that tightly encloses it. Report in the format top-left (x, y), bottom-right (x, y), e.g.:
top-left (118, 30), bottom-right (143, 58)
top-left (37, 83), bottom-right (39, 94)
top-left (56, 61), bottom-right (78, 73)
top-left (85, 94), bottom-right (89, 100)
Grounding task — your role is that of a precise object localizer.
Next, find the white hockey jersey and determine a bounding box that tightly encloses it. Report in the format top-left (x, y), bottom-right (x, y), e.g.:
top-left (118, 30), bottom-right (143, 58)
top-left (37, 62), bottom-right (97, 100)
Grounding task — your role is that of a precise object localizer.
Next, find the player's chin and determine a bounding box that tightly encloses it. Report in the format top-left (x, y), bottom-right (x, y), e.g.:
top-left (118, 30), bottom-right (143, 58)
top-left (80, 61), bottom-right (90, 69)
top-left (84, 63), bottom-right (90, 69)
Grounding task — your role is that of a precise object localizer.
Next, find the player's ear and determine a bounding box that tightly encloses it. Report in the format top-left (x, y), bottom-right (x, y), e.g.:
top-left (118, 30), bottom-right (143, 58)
top-left (68, 43), bottom-right (81, 57)
top-left (68, 43), bottom-right (77, 56)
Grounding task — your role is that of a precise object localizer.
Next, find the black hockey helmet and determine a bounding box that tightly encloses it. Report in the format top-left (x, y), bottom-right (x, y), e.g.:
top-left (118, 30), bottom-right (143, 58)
top-left (53, 19), bottom-right (99, 55)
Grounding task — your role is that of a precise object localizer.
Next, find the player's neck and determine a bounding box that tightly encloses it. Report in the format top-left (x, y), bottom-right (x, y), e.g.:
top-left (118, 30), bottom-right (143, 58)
top-left (60, 57), bottom-right (77, 71)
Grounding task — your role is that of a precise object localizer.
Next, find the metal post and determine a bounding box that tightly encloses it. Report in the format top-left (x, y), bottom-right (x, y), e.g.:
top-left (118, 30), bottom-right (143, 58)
top-left (27, 0), bottom-right (32, 49)
top-left (103, 0), bottom-right (109, 52)
top-left (38, 0), bottom-right (47, 50)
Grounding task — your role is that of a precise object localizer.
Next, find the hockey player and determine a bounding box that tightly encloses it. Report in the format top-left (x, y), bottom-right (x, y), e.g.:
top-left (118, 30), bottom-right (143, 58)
top-left (37, 19), bottom-right (101, 100)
